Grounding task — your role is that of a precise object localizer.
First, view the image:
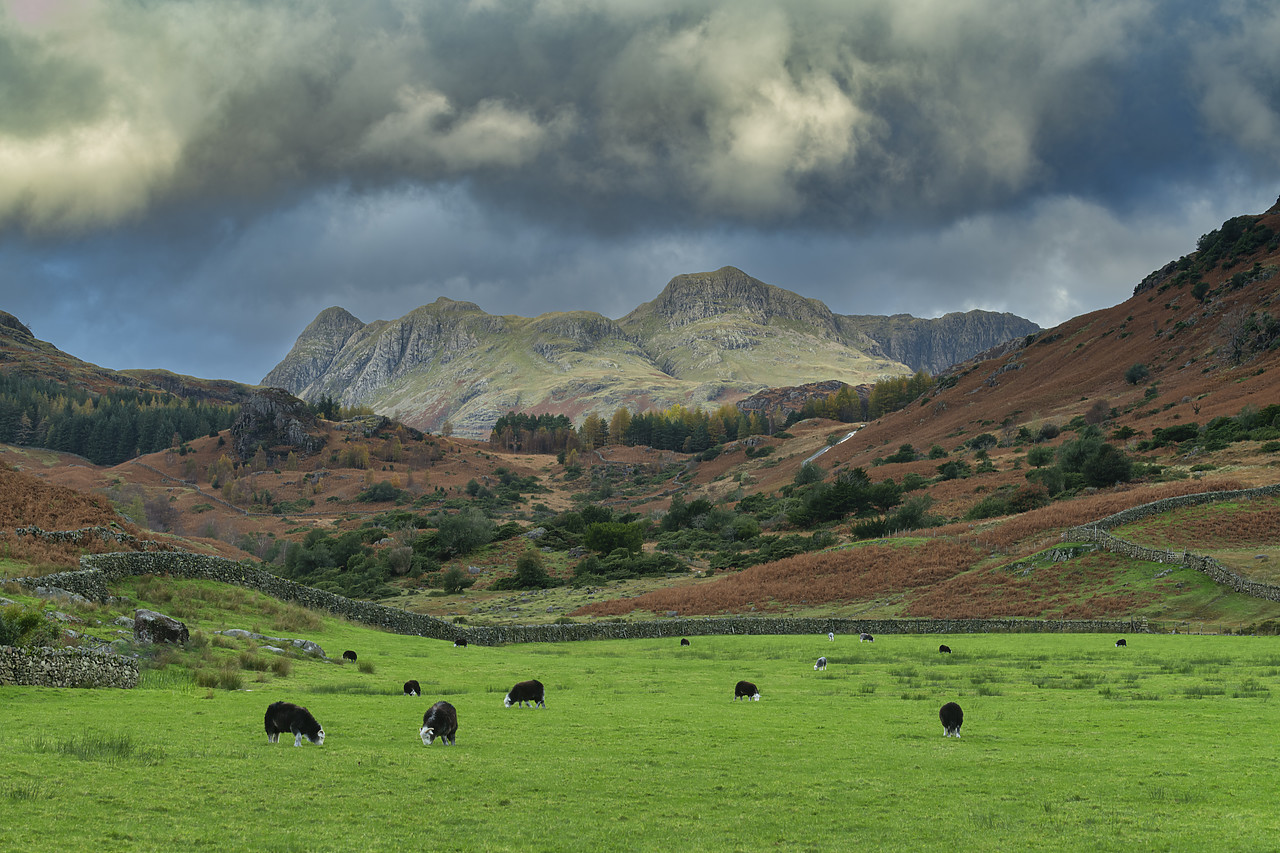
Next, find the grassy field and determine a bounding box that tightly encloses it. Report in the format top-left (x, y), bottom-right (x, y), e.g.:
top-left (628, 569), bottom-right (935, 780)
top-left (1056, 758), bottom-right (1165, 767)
top-left (5, 578), bottom-right (1280, 851)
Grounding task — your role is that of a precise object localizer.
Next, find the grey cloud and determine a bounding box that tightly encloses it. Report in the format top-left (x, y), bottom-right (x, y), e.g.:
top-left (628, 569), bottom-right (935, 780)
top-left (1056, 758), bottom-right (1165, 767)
top-left (2, 0), bottom-right (1236, 235)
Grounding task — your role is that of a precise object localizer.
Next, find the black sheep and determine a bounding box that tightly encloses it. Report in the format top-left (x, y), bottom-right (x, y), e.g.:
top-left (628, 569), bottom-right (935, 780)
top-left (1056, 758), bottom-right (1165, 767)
top-left (264, 701), bottom-right (325, 747)
top-left (504, 679), bottom-right (545, 708)
top-left (939, 702), bottom-right (964, 738)
top-left (420, 701), bottom-right (458, 746)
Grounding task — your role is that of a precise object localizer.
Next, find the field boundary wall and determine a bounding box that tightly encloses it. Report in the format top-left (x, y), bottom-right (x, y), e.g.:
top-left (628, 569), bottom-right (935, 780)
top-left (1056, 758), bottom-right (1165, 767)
top-left (7, 552), bottom-right (1143, 646)
top-left (1062, 483), bottom-right (1280, 603)
top-left (0, 645), bottom-right (139, 688)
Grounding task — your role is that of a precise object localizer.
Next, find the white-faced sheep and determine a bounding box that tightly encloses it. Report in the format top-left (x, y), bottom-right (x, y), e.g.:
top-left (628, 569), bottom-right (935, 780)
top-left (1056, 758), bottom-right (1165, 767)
top-left (420, 701), bottom-right (458, 746)
top-left (264, 701), bottom-right (325, 747)
top-left (504, 679), bottom-right (545, 708)
top-left (814, 657), bottom-right (827, 671)
top-left (734, 680), bottom-right (761, 701)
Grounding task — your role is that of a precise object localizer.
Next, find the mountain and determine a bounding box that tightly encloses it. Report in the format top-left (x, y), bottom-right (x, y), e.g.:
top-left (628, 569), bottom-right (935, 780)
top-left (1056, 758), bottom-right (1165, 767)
top-left (263, 268), bottom-right (1039, 436)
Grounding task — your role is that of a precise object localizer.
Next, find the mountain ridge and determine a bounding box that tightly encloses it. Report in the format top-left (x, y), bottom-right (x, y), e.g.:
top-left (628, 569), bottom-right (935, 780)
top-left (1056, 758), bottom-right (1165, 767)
top-left (263, 267), bottom-right (1039, 436)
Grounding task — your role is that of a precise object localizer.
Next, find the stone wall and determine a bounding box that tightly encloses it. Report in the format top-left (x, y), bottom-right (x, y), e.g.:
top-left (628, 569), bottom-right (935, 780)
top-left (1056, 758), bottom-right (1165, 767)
top-left (458, 615), bottom-right (1144, 645)
top-left (1062, 484), bottom-right (1280, 603)
top-left (9, 552), bottom-right (1145, 646)
top-left (1068, 483), bottom-right (1280, 533)
top-left (0, 645), bottom-right (139, 688)
top-left (10, 525), bottom-right (165, 550)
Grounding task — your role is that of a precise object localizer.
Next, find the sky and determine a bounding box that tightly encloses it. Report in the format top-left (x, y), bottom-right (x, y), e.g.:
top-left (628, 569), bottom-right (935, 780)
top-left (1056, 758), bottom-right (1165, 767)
top-left (1, 0), bottom-right (1279, 386)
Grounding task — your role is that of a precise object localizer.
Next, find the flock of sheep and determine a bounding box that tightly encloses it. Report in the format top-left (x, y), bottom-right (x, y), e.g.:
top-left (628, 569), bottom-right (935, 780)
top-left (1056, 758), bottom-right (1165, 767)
top-left (262, 630), bottom-right (1122, 748)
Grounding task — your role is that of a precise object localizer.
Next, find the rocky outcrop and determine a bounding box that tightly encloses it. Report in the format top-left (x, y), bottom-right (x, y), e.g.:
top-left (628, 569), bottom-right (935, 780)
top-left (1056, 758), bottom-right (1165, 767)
top-left (840, 311), bottom-right (1041, 376)
top-left (133, 609), bottom-right (189, 645)
top-left (230, 387), bottom-right (325, 462)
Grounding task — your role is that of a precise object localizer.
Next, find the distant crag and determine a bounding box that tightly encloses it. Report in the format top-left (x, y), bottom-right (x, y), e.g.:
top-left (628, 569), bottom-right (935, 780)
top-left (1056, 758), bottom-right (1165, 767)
top-left (230, 388), bottom-right (326, 462)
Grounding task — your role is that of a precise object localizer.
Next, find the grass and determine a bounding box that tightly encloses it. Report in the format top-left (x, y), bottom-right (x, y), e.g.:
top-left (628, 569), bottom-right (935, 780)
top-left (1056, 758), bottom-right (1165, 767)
top-left (5, 575), bottom-right (1280, 850)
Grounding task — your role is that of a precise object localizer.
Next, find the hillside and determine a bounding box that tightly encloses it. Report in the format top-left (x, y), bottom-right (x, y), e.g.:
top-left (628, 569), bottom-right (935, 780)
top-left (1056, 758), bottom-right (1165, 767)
top-left (3, 201), bottom-right (1279, 632)
top-left (0, 310), bottom-right (256, 406)
top-left (263, 267), bottom-right (1038, 436)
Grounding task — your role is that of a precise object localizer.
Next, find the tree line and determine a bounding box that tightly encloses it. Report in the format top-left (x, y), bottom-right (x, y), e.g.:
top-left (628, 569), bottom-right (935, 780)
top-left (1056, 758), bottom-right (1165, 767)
top-left (0, 375), bottom-right (237, 466)
top-left (488, 372), bottom-right (932, 455)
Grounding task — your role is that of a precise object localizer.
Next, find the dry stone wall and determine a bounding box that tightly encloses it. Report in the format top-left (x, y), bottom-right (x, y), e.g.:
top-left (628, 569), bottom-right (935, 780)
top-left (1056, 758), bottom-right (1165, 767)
top-left (1062, 484), bottom-right (1280, 603)
top-left (0, 646), bottom-right (139, 688)
top-left (11, 552), bottom-right (1143, 646)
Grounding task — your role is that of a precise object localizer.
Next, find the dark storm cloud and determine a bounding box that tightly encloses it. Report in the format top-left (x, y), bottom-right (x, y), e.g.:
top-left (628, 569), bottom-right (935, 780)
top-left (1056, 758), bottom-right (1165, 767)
top-left (7, 0), bottom-right (1274, 230)
top-left (1, 1), bottom-right (1279, 383)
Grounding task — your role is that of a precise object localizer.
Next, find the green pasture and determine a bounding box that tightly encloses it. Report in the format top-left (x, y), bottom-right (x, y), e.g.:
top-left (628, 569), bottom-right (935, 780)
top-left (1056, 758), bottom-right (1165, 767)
top-left (5, 585), bottom-right (1280, 851)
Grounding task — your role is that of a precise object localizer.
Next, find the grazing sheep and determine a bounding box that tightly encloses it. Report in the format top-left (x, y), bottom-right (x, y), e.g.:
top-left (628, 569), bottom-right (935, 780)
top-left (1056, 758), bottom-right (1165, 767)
top-left (939, 702), bottom-right (963, 738)
top-left (264, 701), bottom-right (325, 747)
top-left (680, 638), bottom-right (691, 646)
top-left (1115, 638), bottom-right (1127, 647)
top-left (814, 656), bottom-right (827, 671)
top-left (504, 679), bottom-right (545, 709)
top-left (403, 680), bottom-right (421, 697)
top-left (828, 632), bottom-right (835, 642)
top-left (734, 680), bottom-right (761, 701)
top-left (859, 633), bottom-right (874, 643)
top-left (420, 701), bottom-right (458, 746)
top-left (939, 644), bottom-right (952, 654)
top-left (454, 637), bottom-right (468, 647)
top-left (342, 650), bottom-right (357, 662)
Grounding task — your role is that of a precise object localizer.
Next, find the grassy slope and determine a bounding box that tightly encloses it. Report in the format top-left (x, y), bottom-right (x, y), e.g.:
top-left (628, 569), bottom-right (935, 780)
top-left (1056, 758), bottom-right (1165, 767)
top-left (3, 577), bottom-right (1280, 851)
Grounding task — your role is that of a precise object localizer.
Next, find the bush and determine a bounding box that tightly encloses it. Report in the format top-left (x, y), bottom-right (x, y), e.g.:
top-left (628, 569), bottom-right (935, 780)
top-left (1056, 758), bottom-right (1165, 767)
top-left (794, 462), bottom-right (825, 485)
top-left (967, 433), bottom-right (998, 451)
top-left (440, 566), bottom-right (475, 594)
top-left (0, 604), bottom-right (59, 648)
top-left (1026, 446), bottom-right (1054, 468)
top-left (433, 509), bottom-right (496, 559)
top-left (355, 481), bottom-right (406, 503)
top-left (1125, 363), bottom-right (1150, 385)
top-left (584, 522), bottom-right (644, 555)
top-left (884, 444), bottom-right (918, 464)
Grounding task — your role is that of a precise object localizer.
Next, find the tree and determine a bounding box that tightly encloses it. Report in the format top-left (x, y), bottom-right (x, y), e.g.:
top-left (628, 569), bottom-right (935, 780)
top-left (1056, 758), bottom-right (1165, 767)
top-left (434, 509), bottom-right (495, 558)
top-left (514, 551), bottom-right (553, 588)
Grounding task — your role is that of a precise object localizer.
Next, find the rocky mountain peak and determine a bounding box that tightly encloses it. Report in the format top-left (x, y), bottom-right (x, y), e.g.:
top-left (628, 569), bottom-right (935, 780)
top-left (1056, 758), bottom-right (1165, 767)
top-left (624, 266), bottom-right (838, 332)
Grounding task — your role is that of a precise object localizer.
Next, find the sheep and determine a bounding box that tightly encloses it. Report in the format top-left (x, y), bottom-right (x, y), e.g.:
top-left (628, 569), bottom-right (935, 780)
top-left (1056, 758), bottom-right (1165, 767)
top-left (264, 701), bottom-right (324, 747)
top-left (504, 679), bottom-right (545, 709)
top-left (939, 702), bottom-right (964, 738)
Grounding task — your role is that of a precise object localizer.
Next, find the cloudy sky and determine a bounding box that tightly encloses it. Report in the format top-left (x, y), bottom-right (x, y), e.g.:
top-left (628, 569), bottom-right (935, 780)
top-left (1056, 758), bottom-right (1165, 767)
top-left (2, 0), bottom-right (1278, 385)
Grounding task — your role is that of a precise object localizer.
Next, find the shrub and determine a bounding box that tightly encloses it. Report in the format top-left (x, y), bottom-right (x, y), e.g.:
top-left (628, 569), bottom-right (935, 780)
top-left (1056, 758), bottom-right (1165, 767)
top-left (0, 604), bottom-right (59, 648)
top-left (491, 551), bottom-right (556, 590)
top-left (884, 444), bottom-right (918, 464)
top-left (794, 462), bottom-right (825, 485)
top-left (927, 444), bottom-right (948, 459)
top-left (440, 566), bottom-right (474, 594)
top-left (1026, 446), bottom-right (1054, 468)
top-left (355, 481), bottom-right (405, 503)
top-left (967, 433), bottom-right (998, 451)
top-left (1125, 363), bottom-right (1150, 385)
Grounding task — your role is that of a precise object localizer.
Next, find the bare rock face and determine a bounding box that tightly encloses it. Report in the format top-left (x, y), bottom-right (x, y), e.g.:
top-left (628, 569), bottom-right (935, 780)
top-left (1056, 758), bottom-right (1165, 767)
top-left (230, 387), bottom-right (325, 462)
top-left (134, 609), bottom-right (189, 645)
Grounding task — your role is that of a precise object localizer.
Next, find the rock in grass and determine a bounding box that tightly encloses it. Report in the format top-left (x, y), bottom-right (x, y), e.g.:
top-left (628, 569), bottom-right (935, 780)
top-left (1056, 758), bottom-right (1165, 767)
top-left (133, 609), bottom-right (189, 645)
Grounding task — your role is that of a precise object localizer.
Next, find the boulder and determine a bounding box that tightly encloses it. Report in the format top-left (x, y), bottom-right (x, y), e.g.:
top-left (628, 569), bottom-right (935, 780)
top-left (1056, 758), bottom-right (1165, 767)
top-left (134, 609), bottom-right (189, 645)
